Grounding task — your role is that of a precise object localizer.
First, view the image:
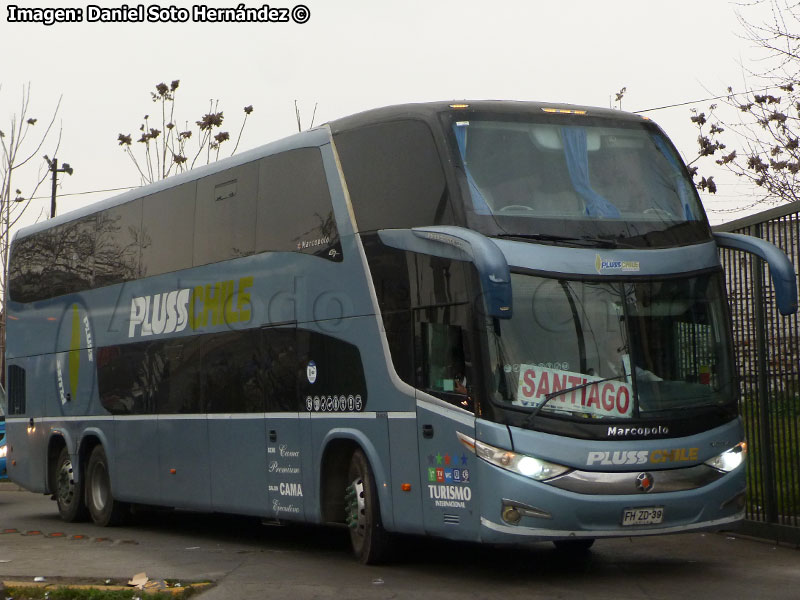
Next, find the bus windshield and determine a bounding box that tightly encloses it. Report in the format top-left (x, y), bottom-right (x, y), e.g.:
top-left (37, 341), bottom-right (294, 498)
top-left (447, 114), bottom-right (709, 247)
top-left (487, 272), bottom-right (736, 421)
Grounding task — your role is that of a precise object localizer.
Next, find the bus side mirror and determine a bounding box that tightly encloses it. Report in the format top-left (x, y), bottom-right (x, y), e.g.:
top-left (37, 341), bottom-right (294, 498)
top-left (714, 232), bottom-right (798, 316)
top-left (378, 226), bottom-right (513, 319)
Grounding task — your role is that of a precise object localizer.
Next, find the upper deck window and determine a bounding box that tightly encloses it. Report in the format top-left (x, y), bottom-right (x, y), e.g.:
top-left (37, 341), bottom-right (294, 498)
top-left (445, 113), bottom-right (711, 247)
top-left (333, 119), bottom-right (454, 232)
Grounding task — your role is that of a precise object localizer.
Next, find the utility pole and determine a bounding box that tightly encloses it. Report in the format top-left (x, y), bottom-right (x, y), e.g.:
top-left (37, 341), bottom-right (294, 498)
top-left (44, 155), bottom-right (74, 218)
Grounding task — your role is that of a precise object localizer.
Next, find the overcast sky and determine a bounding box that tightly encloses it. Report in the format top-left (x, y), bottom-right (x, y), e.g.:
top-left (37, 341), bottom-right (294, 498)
top-left (1, 0), bottom-right (776, 229)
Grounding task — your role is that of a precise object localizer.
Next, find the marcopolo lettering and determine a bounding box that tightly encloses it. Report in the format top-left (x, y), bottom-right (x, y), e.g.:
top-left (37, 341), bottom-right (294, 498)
top-left (129, 276), bottom-right (253, 338)
top-left (606, 425), bottom-right (669, 438)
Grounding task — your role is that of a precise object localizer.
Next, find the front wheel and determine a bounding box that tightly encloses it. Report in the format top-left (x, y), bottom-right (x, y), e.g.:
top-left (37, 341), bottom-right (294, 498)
top-left (54, 447), bottom-right (87, 522)
top-left (85, 445), bottom-right (128, 526)
top-left (344, 449), bottom-right (391, 564)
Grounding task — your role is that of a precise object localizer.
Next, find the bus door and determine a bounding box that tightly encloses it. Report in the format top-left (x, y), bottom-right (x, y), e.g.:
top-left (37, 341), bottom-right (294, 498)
top-left (264, 326), bottom-right (307, 520)
top-left (415, 318), bottom-right (480, 539)
top-left (206, 329), bottom-right (271, 516)
top-left (157, 338), bottom-right (211, 510)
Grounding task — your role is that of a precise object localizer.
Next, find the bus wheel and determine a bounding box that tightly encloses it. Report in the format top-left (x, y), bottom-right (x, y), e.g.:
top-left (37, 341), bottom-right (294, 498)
top-left (86, 445), bottom-right (127, 526)
top-left (344, 449), bottom-right (390, 564)
top-left (553, 538), bottom-right (595, 552)
top-left (55, 447), bottom-right (87, 522)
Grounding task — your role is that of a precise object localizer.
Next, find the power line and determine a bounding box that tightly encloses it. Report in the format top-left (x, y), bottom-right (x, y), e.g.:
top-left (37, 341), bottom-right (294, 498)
top-left (633, 85), bottom-right (779, 114)
top-left (28, 185), bottom-right (139, 201)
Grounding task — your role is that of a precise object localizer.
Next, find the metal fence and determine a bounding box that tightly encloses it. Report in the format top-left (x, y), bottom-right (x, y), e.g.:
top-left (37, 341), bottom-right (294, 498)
top-left (714, 201), bottom-right (800, 545)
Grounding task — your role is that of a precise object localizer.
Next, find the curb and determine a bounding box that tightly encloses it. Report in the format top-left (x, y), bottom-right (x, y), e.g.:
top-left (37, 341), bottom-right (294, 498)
top-left (1, 580), bottom-right (213, 595)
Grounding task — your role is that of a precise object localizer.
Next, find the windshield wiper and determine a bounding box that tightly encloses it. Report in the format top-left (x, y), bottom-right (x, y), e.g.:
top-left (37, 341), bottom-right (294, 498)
top-left (522, 372), bottom-right (629, 427)
top-left (495, 233), bottom-right (620, 248)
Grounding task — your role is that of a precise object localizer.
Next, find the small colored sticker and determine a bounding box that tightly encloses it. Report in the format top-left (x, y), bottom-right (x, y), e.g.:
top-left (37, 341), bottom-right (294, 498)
top-left (307, 361), bottom-right (317, 384)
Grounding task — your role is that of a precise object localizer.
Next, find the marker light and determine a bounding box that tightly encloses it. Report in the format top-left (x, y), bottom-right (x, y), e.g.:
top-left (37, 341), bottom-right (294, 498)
top-left (542, 108), bottom-right (587, 115)
top-left (449, 103), bottom-right (470, 109)
top-left (467, 436), bottom-right (570, 481)
top-left (705, 442), bottom-right (747, 473)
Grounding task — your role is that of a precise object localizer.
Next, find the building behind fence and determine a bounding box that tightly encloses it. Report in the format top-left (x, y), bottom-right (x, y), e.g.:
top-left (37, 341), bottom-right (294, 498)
top-left (714, 201), bottom-right (800, 545)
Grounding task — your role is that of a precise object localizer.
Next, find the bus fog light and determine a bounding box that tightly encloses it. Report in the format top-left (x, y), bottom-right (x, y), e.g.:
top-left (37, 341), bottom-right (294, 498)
top-left (502, 506), bottom-right (522, 525)
top-left (705, 442), bottom-right (747, 473)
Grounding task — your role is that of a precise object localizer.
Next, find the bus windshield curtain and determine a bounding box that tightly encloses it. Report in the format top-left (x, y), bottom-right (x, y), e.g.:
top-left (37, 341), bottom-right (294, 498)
top-left (650, 134), bottom-right (695, 220)
top-left (453, 125), bottom-right (492, 215)
top-left (561, 127), bottom-right (621, 218)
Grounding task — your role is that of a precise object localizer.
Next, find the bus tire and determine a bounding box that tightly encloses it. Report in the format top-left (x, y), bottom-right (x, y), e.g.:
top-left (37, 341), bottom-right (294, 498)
top-left (85, 445), bottom-right (127, 527)
top-left (54, 447), bottom-right (87, 522)
top-left (553, 538), bottom-right (595, 552)
top-left (345, 449), bottom-right (391, 564)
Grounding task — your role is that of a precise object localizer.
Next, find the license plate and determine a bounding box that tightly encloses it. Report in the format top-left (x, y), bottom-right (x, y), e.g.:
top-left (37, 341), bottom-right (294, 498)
top-left (622, 507), bottom-right (664, 526)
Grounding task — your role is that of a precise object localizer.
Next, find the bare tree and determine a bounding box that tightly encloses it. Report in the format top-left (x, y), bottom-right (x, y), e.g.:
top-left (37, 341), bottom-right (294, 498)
top-left (0, 83), bottom-right (62, 369)
top-left (688, 0), bottom-right (800, 206)
top-left (117, 80), bottom-right (254, 184)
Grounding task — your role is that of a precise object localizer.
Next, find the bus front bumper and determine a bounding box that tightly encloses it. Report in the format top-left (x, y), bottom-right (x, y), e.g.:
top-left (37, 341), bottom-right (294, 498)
top-left (476, 460), bottom-right (746, 543)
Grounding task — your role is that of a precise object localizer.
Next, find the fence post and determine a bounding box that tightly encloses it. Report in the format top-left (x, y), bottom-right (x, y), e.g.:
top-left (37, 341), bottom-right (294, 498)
top-left (751, 222), bottom-right (778, 524)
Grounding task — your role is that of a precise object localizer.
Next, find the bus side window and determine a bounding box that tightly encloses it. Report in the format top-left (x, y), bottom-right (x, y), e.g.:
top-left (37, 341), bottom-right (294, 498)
top-left (333, 119), bottom-right (453, 231)
top-left (141, 183), bottom-right (196, 278)
top-left (418, 320), bottom-right (474, 412)
top-left (194, 163), bottom-right (258, 266)
top-left (257, 147), bottom-right (342, 261)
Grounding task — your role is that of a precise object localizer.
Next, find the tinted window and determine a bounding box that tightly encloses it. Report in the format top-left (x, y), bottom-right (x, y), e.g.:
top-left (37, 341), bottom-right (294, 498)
top-left (297, 330), bottom-right (368, 412)
top-left (257, 147), bottom-right (342, 261)
top-left (263, 327), bottom-right (298, 412)
top-left (141, 183), bottom-right (196, 277)
top-left (194, 163), bottom-right (258, 266)
top-left (97, 328), bottom-right (362, 415)
top-left (94, 200), bottom-right (143, 288)
top-left (7, 365), bottom-right (26, 415)
top-left (159, 338), bottom-right (205, 413)
top-left (97, 342), bottom-right (163, 415)
top-left (334, 119), bottom-right (452, 232)
top-left (8, 217), bottom-right (96, 303)
top-left (202, 330), bottom-right (266, 413)
top-left (415, 304), bottom-right (476, 412)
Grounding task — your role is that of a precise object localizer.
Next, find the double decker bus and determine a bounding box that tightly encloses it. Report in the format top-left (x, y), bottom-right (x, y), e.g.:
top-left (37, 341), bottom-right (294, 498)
top-left (5, 101), bottom-right (797, 563)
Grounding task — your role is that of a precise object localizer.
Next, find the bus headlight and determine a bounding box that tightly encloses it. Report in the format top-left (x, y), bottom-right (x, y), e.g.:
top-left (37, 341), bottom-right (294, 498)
top-left (474, 439), bottom-right (570, 481)
top-left (0, 445), bottom-right (6, 458)
top-left (704, 441), bottom-right (747, 472)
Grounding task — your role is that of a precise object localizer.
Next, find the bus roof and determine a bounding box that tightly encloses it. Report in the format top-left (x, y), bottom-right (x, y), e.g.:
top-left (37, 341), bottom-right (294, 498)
top-left (328, 100), bottom-right (647, 133)
top-left (14, 100), bottom-right (648, 242)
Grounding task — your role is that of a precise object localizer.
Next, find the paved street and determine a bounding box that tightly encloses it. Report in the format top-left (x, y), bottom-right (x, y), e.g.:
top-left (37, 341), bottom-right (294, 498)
top-left (1, 483), bottom-right (798, 599)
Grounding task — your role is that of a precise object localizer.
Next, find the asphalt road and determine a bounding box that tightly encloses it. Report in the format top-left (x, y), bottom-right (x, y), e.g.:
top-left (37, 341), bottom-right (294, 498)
top-left (1, 483), bottom-right (798, 599)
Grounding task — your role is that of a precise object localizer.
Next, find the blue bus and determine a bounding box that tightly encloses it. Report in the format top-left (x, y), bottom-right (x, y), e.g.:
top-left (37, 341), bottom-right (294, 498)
top-left (4, 101), bottom-right (797, 563)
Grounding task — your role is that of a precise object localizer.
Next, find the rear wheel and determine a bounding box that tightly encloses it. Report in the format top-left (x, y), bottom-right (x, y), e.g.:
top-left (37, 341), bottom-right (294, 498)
top-left (85, 445), bottom-right (128, 526)
top-left (344, 449), bottom-right (391, 564)
top-left (54, 447), bottom-right (87, 522)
